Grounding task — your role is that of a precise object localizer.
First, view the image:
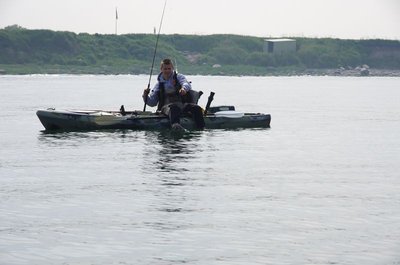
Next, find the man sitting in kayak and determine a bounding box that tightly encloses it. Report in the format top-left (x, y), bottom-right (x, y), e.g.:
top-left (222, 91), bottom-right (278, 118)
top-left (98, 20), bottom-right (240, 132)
top-left (142, 58), bottom-right (205, 130)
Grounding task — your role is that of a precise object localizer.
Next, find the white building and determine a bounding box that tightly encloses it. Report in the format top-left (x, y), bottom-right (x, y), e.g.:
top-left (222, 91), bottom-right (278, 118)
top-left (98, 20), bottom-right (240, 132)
top-left (264, 39), bottom-right (296, 54)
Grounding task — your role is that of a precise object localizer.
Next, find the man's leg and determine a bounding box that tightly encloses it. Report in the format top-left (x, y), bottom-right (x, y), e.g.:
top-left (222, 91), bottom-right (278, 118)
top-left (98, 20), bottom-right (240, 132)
top-left (184, 104), bottom-right (205, 129)
top-left (163, 104), bottom-right (181, 126)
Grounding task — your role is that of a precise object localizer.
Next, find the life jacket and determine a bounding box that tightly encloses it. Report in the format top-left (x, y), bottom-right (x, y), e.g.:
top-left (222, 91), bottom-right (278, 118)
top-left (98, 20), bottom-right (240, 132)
top-left (157, 71), bottom-right (198, 111)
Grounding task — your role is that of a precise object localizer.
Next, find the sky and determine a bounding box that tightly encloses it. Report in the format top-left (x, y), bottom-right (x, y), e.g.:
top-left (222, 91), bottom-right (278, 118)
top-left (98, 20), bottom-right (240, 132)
top-left (1, 0), bottom-right (399, 40)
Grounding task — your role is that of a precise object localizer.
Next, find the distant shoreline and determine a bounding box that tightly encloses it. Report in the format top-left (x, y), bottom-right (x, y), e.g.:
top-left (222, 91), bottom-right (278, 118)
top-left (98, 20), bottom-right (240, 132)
top-left (1, 67), bottom-right (400, 77)
top-left (1, 61), bottom-right (400, 77)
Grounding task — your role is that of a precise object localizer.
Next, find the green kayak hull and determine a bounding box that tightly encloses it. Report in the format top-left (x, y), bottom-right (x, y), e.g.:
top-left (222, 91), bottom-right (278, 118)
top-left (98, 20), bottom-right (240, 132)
top-left (36, 108), bottom-right (271, 131)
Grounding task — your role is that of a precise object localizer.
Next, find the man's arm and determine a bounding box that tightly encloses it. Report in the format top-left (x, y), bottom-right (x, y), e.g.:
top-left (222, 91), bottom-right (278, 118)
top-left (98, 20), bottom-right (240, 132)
top-left (143, 83), bottom-right (160, 107)
top-left (177, 73), bottom-right (191, 92)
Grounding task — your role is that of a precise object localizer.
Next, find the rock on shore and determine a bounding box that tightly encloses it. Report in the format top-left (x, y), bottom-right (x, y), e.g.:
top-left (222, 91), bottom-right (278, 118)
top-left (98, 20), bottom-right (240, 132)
top-left (306, 66), bottom-right (400, 77)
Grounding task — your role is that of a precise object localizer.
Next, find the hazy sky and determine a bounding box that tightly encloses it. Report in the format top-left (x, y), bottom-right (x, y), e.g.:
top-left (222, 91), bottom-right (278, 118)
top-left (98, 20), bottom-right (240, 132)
top-left (1, 0), bottom-right (399, 39)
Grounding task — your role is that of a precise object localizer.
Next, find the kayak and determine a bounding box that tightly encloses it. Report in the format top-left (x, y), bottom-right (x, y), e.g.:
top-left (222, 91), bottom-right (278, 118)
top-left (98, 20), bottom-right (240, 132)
top-left (36, 106), bottom-right (271, 131)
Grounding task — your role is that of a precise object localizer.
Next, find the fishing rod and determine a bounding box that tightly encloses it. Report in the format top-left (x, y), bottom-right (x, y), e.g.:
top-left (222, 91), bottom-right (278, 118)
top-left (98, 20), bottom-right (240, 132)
top-left (143, 0), bottom-right (167, 112)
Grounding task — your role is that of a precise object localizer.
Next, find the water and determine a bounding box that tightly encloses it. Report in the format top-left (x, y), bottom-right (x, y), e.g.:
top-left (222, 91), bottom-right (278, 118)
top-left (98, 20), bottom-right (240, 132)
top-left (0, 75), bottom-right (399, 265)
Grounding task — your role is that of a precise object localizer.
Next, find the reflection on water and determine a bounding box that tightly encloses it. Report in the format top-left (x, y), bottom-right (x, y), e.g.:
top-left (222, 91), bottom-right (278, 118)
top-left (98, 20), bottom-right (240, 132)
top-left (36, 129), bottom-right (209, 238)
top-left (37, 129), bottom-right (210, 182)
top-left (142, 130), bottom-right (204, 175)
top-left (37, 129), bottom-right (143, 147)
top-left (140, 131), bottom-right (207, 219)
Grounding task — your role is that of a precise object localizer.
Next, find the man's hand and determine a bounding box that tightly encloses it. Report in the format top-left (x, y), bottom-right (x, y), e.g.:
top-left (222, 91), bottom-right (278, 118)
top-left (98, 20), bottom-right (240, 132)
top-left (179, 88), bottom-right (187, 96)
top-left (143, 88), bottom-right (150, 98)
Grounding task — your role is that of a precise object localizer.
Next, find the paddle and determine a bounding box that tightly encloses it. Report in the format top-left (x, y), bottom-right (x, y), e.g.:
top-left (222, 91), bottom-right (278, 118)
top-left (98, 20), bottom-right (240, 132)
top-left (143, 0), bottom-right (167, 112)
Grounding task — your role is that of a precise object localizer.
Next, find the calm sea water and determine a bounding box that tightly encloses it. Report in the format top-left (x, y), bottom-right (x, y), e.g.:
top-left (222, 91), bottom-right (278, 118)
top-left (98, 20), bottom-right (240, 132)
top-left (0, 75), bottom-right (399, 265)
